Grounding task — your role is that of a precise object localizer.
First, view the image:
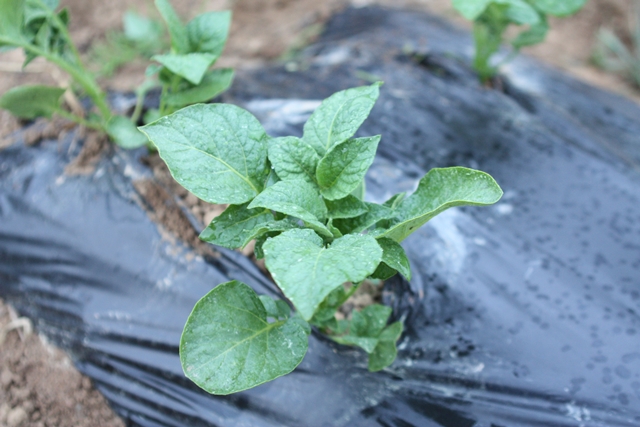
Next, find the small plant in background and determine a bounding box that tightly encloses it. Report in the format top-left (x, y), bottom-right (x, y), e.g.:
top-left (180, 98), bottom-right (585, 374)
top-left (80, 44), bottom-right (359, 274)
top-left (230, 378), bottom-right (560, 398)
top-left (90, 11), bottom-right (167, 79)
top-left (140, 82), bottom-right (503, 394)
top-left (451, 0), bottom-right (588, 82)
top-left (0, 0), bottom-right (233, 149)
top-left (592, 0), bottom-right (640, 89)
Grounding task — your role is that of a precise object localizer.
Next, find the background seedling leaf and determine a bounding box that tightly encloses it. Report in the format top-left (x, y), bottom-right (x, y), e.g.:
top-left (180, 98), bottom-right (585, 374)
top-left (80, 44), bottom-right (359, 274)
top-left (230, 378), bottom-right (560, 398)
top-left (512, 15), bottom-right (549, 48)
top-left (180, 281), bottom-right (308, 395)
top-left (376, 237), bottom-right (411, 280)
top-left (164, 68), bottom-right (234, 107)
top-left (452, 0), bottom-right (491, 19)
top-left (123, 11), bottom-right (161, 43)
top-left (504, 0), bottom-right (540, 24)
top-left (380, 167), bottom-right (503, 242)
top-left (0, 0), bottom-right (25, 42)
top-left (326, 195), bottom-right (369, 219)
top-left (153, 53), bottom-right (217, 85)
top-left (368, 322), bottom-right (403, 372)
top-left (140, 104), bottom-right (269, 204)
top-left (317, 135), bottom-right (380, 200)
top-left (155, 0), bottom-right (189, 53)
top-left (302, 82), bottom-right (381, 157)
top-left (0, 85), bottom-right (65, 119)
top-left (263, 229), bottom-right (383, 320)
top-left (106, 115), bottom-right (149, 149)
top-left (531, 0), bottom-right (587, 16)
top-left (268, 136), bottom-right (319, 183)
top-left (187, 10), bottom-right (231, 57)
top-left (199, 203), bottom-right (273, 249)
top-left (248, 179), bottom-right (332, 237)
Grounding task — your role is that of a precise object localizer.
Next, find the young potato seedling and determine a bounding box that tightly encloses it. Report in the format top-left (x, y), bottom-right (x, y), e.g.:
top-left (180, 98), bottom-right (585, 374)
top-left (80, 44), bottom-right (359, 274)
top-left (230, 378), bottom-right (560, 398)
top-left (452, 0), bottom-right (587, 82)
top-left (140, 82), bottom-right (504, 394)
top-left (0, 0), bottom-right (233, 149)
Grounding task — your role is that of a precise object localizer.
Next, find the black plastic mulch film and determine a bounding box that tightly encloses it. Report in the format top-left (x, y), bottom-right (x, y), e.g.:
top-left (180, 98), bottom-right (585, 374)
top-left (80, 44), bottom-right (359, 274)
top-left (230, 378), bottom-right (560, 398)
top-left (1, 7), bottom-right (640, 427)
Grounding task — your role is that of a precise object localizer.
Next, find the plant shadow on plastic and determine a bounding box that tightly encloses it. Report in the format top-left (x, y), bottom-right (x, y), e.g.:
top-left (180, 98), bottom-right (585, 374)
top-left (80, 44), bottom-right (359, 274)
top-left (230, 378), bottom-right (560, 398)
top-left (141, 82), bottom-right (503, 394)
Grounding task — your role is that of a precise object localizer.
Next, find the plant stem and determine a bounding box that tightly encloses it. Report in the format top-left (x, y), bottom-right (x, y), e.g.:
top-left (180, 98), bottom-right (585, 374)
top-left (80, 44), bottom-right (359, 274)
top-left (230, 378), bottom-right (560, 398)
top-left (54, 108), bottom-right (102, 130)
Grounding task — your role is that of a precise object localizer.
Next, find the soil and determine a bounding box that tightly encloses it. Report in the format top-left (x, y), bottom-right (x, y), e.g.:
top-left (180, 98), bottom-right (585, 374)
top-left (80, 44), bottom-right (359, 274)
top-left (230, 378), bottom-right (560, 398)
top-left (0, 0), bottom-right (639, 425)
top-left (0, 299), bottom-right (124, 427)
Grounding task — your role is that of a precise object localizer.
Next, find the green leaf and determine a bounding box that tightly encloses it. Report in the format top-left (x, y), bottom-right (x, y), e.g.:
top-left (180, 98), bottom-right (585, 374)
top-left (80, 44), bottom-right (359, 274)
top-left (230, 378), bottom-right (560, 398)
top-left (153, 52), bottom-right (217, 85)
top-left (240, 219), bottom-right (300, 248)
top-left (504, 0), bottom-right (540, 24)
top-left (383, 192), bottom-right (406, 209)
top-left (139, 104), bottom-right (270, 204)
top-left (268, 136), bottom-right (320, 183)
top-left (368, 322), bottom-right (403, 372)
top-left (263, 229), bottom-right (383, 320)
top-left (123, 11), bottom-right (162, 43)
top-left (370, 262), bottom-right (398, 281)
top-left (326, 195), bottom-right (369, 219)
top-left (106, 115), bottom-right (149, 149)
top-left (376, 237), bottom-right (411, 281)
top-left (531, 0), bottom-right (587, 16)
top-left (316, 135), bottom-right (380, 200)
top-left (332, 305), bottom-right (392, 353)
top-left (199, 203), bottom-right (273, 249)
top-left (247, 179), bottom-right (332, 237)
top-left (155, 0), bottom-right (189, 53)
top-left (164, 68), bottom-right (234, 107)
top-left (180, 281), bottom-right (309, 395)
top-left (302, 82), bottom-right (381, 157)
top-left (259, 295), bottom-right (291, 320)
top-left (187, 10), bottom-right (231, 57)
top-left (512, 15), bottom-right (549, 48)
top-left (0, 85), bottom-right (65, 119)
top-left (0, 0), bottom-right (25, 41)
top-left (379, 167), bottom-right (503, 242)
top-left (452, 0), bottom-right (491, 19)
top-left (333, 202), bottom-right (394, 234)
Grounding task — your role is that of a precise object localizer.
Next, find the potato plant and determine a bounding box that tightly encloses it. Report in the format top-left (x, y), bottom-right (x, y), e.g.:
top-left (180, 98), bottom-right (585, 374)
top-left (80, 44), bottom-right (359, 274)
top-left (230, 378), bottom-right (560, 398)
top-left (452, 0), bottom-right (587, 82)
top-left (140, 83), bottom-right (503, 394)
top-left (0, 0), bottom-right (233, 149)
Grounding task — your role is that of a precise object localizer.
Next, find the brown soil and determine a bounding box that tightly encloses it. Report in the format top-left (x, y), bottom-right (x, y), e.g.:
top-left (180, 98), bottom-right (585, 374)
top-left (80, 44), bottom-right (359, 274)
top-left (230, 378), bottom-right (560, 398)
top-left (0, 0), bottom-right (639, 425)
top-left (0, 299), bottom-right (124, 427)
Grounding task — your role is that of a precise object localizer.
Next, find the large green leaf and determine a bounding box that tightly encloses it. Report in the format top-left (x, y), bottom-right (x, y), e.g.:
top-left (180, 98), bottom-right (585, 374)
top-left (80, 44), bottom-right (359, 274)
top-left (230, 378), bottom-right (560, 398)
top-left (247, 179), bottom-right (332, 237)
top-left (531, 0), bottom-right (587, 16)
top-left (316, 135), bottom-right (380, 200)
top-left (187, 10), bottom-right (231, 56)
top-left (452, 0), bottom-right (491, 19)
top-left (302, 82), bottom-right (381, 157)
top-left (155, 0), bottom-right (189, 53)
top-left (268, 136), bottom-right (319, 183)
top-left (240, 219), bottom-right (300, 248)
top-left (153, 53), bottom-right (217, 85)
top-left (180, 281), bottom-right (309, 395)
top-left (199, 203), bottom-right (273, 249)
top-left (263, 229), bottom-right (383, 320)
top-left (325, 194), bottom-right (369, 219)
top-left (139, 104), bottom-right (270, 204)
top-left (0, 85), bottom-right (65, 119)
top-left (106, 115), bottom-right (149, 149)
top-left (378, 167), bottom-right (503, 242)
top-left (164, 68), bottom-right (233, 107)
top-left (0, 0), bottom-right (25, 42)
